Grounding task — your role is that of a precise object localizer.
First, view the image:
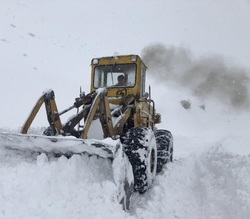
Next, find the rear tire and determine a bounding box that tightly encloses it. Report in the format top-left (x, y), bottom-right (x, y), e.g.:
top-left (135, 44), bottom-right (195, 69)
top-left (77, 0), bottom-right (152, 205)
top-left (123, 127), bottom-right (157, 193)
top-left (154, 129), bottom-right (173, 173)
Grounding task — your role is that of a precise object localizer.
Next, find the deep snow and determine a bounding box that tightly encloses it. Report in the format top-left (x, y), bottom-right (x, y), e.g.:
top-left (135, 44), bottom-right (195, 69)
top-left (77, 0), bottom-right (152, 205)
top-left (0, 86), bottom-right (250, 219)
top-left (1, 1), bottom-right (250, 218)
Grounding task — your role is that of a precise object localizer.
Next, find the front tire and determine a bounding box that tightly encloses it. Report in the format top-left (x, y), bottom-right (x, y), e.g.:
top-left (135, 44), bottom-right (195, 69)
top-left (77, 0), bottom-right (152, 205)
top-left (123, 127), bottom-right (157, 193)
top-left (43, 126), bottom-right (56, 136)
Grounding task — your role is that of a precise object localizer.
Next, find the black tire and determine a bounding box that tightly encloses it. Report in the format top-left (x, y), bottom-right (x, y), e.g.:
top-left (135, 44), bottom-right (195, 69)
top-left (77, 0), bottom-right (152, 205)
top-left (123, 127), bottom-right (157, 194)
top-left (43, 126), bottom-right (56, 136)
top-left (154, 129), bottom-right (173, 173)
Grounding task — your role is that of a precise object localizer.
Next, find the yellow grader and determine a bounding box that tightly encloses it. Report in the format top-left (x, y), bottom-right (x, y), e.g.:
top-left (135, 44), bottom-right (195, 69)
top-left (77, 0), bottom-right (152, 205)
top-left (0, 55), bottom-right (173, 210)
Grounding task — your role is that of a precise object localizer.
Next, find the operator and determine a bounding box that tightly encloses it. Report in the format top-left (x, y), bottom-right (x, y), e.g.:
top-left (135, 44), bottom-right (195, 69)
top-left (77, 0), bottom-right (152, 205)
top-left (116, 75), bottom-right (127, 86)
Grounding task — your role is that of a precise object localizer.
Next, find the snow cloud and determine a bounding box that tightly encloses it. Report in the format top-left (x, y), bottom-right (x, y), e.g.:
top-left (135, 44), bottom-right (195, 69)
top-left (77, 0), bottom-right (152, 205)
top-left (142, 43), bottom-right (250, 110)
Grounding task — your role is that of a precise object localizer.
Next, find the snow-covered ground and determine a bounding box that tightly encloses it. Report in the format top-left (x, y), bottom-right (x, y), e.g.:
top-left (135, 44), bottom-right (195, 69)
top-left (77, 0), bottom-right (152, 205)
top-left (1, 1), bottom-right (250, 218)
top-left (0, 83), bottom-right (249, 219)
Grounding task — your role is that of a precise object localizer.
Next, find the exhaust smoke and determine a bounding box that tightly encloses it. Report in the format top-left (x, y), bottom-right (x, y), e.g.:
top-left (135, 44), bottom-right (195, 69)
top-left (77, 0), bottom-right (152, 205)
top-left (142, 43), bottom-right (250, 110)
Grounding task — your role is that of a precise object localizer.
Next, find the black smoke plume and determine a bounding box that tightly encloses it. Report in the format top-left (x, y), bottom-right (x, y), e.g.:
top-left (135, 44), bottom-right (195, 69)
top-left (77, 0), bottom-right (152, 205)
top-left (142, 43), bottom-right (250, 110)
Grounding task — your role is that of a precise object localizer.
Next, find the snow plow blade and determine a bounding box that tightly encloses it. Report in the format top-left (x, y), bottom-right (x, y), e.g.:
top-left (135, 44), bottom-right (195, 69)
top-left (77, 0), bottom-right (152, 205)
top-left (0, 132), bottom-right (134, 210)
top-left (0, 132), bottom-right (114, 158)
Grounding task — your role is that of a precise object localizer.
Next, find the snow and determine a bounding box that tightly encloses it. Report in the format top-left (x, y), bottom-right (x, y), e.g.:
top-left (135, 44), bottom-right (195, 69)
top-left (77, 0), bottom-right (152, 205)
top-left (1, 88), bottom-right (250, 219)
top-left (1, 0), bottom-right (250, 218)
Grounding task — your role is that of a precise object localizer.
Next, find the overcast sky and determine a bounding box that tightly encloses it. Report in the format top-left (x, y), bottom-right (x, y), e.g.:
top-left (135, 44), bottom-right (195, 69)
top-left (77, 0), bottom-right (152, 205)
top-left (1, 0), bottom-right (250, 128)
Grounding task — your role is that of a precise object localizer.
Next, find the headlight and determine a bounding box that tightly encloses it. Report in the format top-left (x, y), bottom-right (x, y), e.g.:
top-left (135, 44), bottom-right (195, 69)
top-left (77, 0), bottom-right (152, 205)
top-left (131, 55), bottom-right (137, 62)
top-left (92, 58), bottom-right (99, 64)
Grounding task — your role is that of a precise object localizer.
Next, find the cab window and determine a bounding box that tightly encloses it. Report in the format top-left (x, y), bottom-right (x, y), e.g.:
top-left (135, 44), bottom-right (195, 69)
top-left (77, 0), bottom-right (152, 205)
top-left (94, 63), bottom-right (136, 88)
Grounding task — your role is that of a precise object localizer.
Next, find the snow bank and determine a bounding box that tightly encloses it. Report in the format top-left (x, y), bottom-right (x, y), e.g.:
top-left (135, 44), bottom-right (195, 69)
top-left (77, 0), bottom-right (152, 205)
top-left (0, 153), bottom-right (126, 219)
top-left (132, 144), bottom-right (250, 219)
top-left (1, 136), bottom-right (249, 219)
